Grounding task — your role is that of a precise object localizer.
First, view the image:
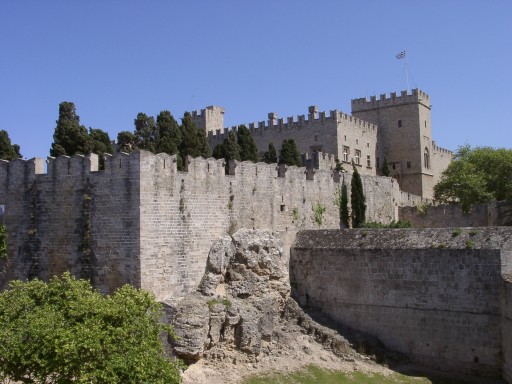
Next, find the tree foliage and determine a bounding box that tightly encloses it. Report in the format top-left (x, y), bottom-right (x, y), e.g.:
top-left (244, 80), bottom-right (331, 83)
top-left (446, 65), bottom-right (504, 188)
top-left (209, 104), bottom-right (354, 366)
top-left (350, 163), bottom-right (366, 228)
top-left (0, 130), bottom-right (22, 160)
top-left (0, 224), bottom-right (6, 259)
top-left (279, 139), bottom-right (302, 167)
top-left (434, 145), bottom-right (512, 212)
top-left (262, 142), bottom-right (277, 164)
top-left (381, 157), bottom-right (390, 177)
top-left (334, 183), bottom-right (350, 228)
top-left (237, 125), bottom-right (259, 162)
top-left (0, 273), bottom-right (181, 384)
top-left (50, 102), bottom-right (89, 157)
top-left (49, 102), bottom-right (114, 165)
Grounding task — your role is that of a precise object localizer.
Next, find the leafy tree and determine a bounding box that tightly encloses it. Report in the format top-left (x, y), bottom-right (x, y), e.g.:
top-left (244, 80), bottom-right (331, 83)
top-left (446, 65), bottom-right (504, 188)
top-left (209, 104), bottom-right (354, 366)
top-left (117, 131), bottom-right (138, 153)
top-left (237, 125), bottom-right (259, 162)
top-left (350, 163), bottom-right (366, 228)
top-left (262, 142), bottom-right (277, 164)
top-left (279, 139), bottom-right (302, 167)
top-left (381, 157), bottom-right (390, 177)
top-left (50, 102), bottom-right (89, 157)
top-left (0, 130), bottom-right (22, 160)
top-left (0, 273), bottom-right (181, 384)
top-left (434, 145), bottom-right (512, 212)
top-left (134, 113), bottom-right (157, 152)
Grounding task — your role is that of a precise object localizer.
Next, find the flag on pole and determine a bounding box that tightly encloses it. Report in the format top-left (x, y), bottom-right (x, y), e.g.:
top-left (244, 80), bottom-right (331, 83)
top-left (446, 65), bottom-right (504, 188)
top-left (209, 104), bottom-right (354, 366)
top-left (396, 50), bottom-right (406, 59)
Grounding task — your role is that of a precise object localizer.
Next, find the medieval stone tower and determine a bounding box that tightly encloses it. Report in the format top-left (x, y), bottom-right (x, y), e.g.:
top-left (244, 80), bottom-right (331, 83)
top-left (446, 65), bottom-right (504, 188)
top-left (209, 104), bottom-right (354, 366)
top-left (351, 89), bottom-right (449, 198)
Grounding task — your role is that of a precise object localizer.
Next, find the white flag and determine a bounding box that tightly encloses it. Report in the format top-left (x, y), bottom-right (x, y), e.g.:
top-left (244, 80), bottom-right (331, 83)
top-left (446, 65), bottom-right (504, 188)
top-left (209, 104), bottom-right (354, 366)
top-left (396, 50), bottom-right (406, 59)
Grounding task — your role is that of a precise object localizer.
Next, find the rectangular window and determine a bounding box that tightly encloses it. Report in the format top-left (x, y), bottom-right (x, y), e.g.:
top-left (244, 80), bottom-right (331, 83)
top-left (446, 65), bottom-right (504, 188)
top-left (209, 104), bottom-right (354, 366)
top-left (376, 157), bottom-right (380, 169)
top-left (314, 135), bottom-right (318, 142)
top-left (342, 146), bottom-right (349, 162)
top-left (407, 161), bottom-right (411, 168)
top-left (355, 150), bottom-right (361, 165)
top-left (398, 120), bottom-right (402, 128)
top-left (366, 155), bottom-right (371, 167)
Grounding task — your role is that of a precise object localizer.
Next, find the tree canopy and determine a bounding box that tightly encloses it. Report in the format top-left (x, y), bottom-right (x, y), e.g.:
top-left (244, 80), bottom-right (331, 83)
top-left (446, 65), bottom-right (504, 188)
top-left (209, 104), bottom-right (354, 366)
top-left (0, 273), bottom-right (181, 384)
top-left (0, 130), bottom-right (22, 160)
top-left (434, 145), bottom-right (512, 212)
top-left (279, 139), bottom-right (302, 167)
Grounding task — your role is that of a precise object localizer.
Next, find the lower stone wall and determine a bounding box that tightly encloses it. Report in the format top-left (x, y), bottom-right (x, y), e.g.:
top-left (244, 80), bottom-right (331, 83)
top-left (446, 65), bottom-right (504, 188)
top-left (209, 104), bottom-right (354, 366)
top-left (291, 228), bottom-right (512, 378)
top-left (399, 201), bottom-right (512, 228)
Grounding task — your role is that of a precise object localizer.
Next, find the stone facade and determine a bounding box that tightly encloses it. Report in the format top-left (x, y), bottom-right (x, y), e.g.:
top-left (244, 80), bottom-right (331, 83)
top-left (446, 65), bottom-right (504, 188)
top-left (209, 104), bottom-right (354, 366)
top-left (196, 89), bottom-right (452, 199)
top-left (0, 150), bottom-right (417, 301)
top-left (291, 228), bottom-right (512, 379)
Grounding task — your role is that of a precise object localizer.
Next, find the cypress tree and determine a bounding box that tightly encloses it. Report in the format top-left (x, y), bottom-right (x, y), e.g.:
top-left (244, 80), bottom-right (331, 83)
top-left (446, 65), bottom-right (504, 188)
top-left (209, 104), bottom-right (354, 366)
top-left (50, 102), bottom-right (89, 157)
top-left (156, 110), bottom-right (181, 156)
top-left (134, 113), bottom-right (157, 152)
top-left (179, 112), bottom-right (201, 168)
top-left (262, 142), bottom-right (277, 164)
top-left (341, 182), bottom-right (349, 228)
top-left (279, 139), bottom-right (302, 167)
top-left (350, 163), bottom-right (366, 228)
top-left (0, 130), bottom-right (21, 160)
top-left (382, 157), bottom-right (391, 177)
top-left (223, 131), bottom-right (241, 162)
top-left (237, 125), bottom-right (259, 162)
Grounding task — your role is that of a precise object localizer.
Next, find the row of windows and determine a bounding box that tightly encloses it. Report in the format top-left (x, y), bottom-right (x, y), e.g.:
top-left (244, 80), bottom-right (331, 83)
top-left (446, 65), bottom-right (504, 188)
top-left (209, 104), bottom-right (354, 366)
top-left (397, 120), bottom-right (428, 128)
top-left (375, 148), bottom-right (430, 171)
top-left (342, 146), bottom-right (371, 167)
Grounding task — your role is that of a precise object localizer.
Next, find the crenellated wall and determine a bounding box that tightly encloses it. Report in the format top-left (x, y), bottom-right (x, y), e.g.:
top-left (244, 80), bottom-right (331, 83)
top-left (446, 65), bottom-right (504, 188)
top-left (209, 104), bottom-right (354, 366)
top-left (0, 153), bottom-right (142, 294)
top-left (207, 106), bottom-right (378, 176)
top-left (291, 228), bottom-right (512, 379)
top-left (0, 150), bottom-right (416, 301)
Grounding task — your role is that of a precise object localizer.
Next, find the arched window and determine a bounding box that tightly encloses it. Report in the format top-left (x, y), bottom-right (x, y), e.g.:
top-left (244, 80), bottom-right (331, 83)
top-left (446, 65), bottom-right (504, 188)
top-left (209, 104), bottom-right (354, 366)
top-left (424, 147), bottom-right (430, 169)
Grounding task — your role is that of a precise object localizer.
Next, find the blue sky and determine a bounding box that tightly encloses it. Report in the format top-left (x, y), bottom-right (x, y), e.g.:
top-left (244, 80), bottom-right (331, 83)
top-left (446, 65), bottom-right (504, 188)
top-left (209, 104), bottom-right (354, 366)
top-left (1, 0), bottom-right (511, 160)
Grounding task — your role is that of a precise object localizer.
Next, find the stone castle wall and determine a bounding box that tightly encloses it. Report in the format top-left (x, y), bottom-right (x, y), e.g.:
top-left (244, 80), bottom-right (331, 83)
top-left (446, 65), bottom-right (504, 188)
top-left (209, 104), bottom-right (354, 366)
top-left (1, 150), bottom-right (415, 301)
top-left (0, 153), bottom-right (141, 294)
top-left (291, 228), bottom-right (512, 378)
top-left (399, 201), bottom-right (512, 228)
top-left (205, 107), bottom-right (378, 176)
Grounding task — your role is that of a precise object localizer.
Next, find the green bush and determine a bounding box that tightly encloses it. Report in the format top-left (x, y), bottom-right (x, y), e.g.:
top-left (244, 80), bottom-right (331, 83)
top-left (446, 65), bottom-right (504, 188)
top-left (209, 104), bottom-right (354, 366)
top-left (0, 273), bottom-right (181, 384)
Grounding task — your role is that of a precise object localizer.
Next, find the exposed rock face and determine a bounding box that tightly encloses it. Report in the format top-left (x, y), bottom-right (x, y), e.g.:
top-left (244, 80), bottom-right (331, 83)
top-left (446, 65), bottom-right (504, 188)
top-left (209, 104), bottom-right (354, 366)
top-left (172, 229), bottom-right (292, 362)
top-left (171, 229), bottom-right (399, 367)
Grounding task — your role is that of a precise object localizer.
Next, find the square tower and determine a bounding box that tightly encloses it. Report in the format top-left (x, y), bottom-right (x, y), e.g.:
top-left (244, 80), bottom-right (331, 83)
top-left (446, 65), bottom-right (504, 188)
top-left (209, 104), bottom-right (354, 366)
top-left (351, 89), bottom-right (435, 198)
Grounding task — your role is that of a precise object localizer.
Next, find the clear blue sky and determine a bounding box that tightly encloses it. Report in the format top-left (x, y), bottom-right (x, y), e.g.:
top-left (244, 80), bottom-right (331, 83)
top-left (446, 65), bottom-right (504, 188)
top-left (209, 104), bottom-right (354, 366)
top-left (1, 0), bottom-right (511, 160)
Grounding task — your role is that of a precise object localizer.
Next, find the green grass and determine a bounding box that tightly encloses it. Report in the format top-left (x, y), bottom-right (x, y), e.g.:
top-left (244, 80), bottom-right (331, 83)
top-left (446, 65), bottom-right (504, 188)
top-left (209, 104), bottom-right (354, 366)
top-left (243, 365), bottom-right (496, 384)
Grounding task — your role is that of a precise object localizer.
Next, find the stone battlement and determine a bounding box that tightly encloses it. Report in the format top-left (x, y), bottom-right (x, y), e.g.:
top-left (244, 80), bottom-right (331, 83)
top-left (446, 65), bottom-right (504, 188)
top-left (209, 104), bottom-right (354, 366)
top-left (351, 88), bottom-right (431, 111)
top-left (207, 107), bottom-right (377, 142)
top-left (432, 141), bottom-right (453, 155)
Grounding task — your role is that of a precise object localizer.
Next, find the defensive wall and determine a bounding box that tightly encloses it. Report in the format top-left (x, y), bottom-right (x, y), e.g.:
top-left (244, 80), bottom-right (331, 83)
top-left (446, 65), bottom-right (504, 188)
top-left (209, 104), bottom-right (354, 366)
top-left (400, 201), bottom-right (512, 228)
top-left (0, 150), bottom-right (416, 301)
top-left (204, 106), bottom-right (378, 176)
top-left (291, 228), bottom-right (512, 380)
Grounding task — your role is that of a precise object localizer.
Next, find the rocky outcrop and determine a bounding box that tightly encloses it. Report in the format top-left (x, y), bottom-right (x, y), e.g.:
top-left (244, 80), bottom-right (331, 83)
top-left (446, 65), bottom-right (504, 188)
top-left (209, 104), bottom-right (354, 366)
top-left (171, 229), bottom-right (402, 366)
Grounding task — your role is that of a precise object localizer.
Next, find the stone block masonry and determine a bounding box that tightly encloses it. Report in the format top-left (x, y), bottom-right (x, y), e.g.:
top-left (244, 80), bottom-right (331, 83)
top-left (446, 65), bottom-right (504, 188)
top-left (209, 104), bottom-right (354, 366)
top-left (1, 150), bottom-right (417, 301)
top-left (291, 228), bottom-right (512, 379)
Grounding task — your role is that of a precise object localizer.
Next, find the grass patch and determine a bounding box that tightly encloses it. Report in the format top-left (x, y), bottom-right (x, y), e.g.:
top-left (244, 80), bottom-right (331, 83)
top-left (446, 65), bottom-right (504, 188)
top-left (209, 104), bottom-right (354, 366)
top-left (243, 365), bottom-right (489, 384)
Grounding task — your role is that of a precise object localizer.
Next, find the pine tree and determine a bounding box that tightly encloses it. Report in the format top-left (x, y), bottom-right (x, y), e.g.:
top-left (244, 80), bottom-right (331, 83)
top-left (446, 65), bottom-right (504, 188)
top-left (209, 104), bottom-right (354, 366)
top-left (50, 102), bottom-right (89, 157)
top-left (279, 139), bottom-right (302, 167)
top-left (262, 142), bottom-right (277, 164)
top-left (223, 131), bottom-right (241, 162)
top-left (237, 125), bottom-right (259, 162)
top-left (0, 130), bottom-right (22, 160)
top-left (179, 112), bottom-right (201, 161)
top-left (350, 163), bottom-right (366, 228)
top-left (88, 128), bottom-right (113, 169)
top-left (117, 131), bottom-right (138, 153)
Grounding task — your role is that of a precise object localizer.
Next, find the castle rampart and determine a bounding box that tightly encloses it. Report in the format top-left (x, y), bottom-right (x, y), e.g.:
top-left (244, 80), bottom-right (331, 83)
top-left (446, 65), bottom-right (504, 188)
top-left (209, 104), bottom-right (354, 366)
top-left (351, 89), bottom-right (431, 112)
top-left (291, 228), bottom-right (512, 378)
top-left (0, 150), bottom-right (419, 300)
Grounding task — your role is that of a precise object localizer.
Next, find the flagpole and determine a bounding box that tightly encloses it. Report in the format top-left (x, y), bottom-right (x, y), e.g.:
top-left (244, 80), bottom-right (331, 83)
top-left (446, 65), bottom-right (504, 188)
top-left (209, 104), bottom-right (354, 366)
top-left (405, 51), bottom-right (410, 93)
